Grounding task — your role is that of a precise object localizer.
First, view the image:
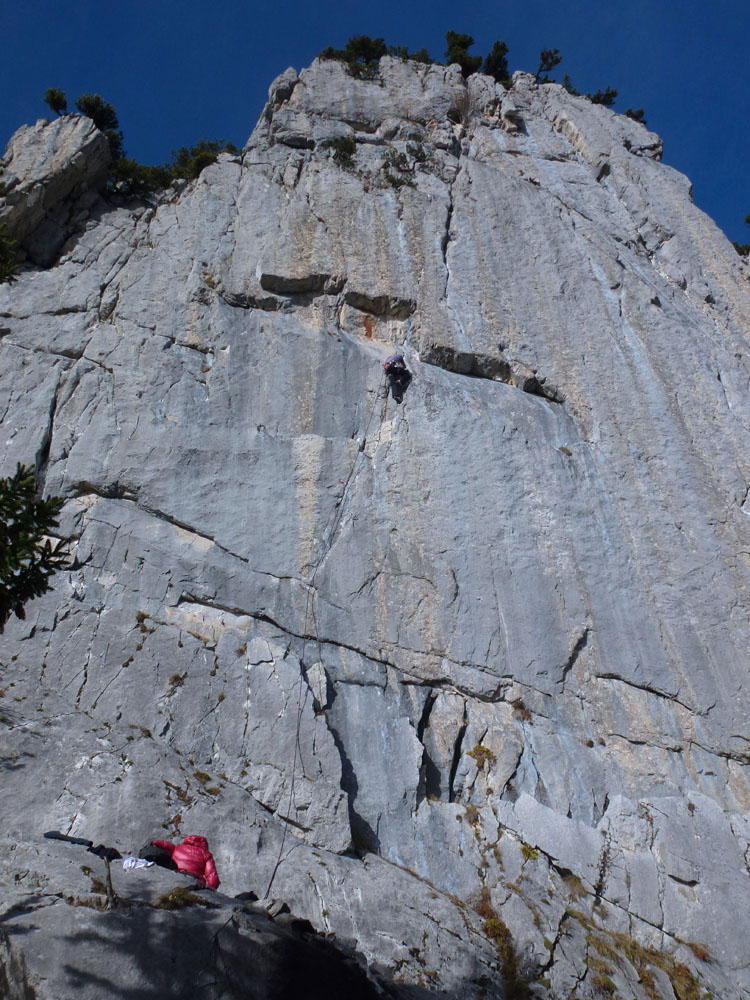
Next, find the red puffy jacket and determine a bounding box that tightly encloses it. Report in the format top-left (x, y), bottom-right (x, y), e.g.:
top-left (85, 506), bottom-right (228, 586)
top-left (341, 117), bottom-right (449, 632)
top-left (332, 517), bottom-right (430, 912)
top-left (152, 835), bottom-right (220, 890)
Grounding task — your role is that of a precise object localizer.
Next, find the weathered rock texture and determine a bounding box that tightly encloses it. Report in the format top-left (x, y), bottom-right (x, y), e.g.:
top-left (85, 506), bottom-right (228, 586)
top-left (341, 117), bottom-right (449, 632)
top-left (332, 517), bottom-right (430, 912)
top-left (1, 56), bottom-right (750, 999)
top-left (0, 114), bottom-right (110, 265)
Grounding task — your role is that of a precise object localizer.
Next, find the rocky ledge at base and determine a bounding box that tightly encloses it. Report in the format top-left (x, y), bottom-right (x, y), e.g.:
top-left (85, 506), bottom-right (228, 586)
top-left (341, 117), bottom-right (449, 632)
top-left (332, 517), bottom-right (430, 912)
top-left (0, 841), bottom-right (436, 1000)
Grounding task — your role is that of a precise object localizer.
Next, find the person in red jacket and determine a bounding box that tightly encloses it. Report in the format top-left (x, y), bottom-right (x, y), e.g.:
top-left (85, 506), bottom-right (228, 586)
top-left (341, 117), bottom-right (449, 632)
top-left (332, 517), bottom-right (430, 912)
top-left (151, 835), bottom-right (220, 890)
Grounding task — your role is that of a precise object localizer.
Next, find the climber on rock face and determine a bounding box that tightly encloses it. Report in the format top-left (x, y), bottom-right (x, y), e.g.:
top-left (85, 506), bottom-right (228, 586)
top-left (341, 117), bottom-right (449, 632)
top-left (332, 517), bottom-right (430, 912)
top-left (383, 352), bottom-right (412, 404)
top-left (150, 834), bottom-right (220, 890)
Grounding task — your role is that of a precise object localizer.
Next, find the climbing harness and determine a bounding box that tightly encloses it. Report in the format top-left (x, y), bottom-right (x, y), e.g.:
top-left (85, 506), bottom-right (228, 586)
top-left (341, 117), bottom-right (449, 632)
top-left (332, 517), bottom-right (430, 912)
top-left (263, 368), bottom-right (390, 898)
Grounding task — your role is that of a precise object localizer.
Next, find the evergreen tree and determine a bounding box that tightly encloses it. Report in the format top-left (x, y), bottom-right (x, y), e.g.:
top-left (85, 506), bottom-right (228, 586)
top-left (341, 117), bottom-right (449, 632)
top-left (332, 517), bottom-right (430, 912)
top-left (44, 88), bottom-right (67, 116)
top-left (0, 465), bottom-right (66, 631)
top-left (588, 87), bottom-right (618, 107)
top-left (535, 48), bottom-right (562, 84)
top-left (733, 214), bottom-right (750, 257)
top-left (75, 93), bottom-right (124, 159)
top-left (445, 31), bottom-right (482, 78)
top-left (0, 226), bottom-right (18, 285)
top-left (625, 107), bottom-right (647, 125)
top-left (483, 41), bottom-right (510, 84)
top-left (319, 35), bottom-right (387, 78)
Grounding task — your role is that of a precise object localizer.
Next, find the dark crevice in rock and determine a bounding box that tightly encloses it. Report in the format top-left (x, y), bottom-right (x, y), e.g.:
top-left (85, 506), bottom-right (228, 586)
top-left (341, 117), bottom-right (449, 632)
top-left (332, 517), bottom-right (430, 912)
top-left (447, 708), bottom-right (468, 803)
top-left (423, 343), bottom-right (512, 383)
top-left (176, 594), bottom-right (400, 673)
top-left (667, 872), bottom-right (698, 887)
top-left (219, 289), bottom-right (285, 312)
top-left (343, 290), bottom-right (415, 319)
top-left (323, 710), bottom-right (378, 855)
top-left (558, 626), bottom-right (591, 689)
top-left (70, 486), bottom-right (250, 566)
top-left (34, 380), bottom-right (61, 493)
top-left (595, 672), bottom-right (698, 715)
top-left (421, 341), bottom-right (565, 401)
top-left (415, 690), bottom-right (440, 804)
top-left (260, 272), bottom-right (345, 296)
top-left (342, 119), bottom-right (377, 134)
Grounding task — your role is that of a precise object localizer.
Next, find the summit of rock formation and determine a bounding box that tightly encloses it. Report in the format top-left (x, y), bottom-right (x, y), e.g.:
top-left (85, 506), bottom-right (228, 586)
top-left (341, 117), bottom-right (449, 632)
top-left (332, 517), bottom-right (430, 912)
top-left (1, 55), bottom-right (749, 999)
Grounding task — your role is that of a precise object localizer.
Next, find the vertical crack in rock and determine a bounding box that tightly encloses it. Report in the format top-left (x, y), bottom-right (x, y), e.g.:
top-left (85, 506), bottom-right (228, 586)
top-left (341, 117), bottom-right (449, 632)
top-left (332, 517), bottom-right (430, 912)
top-left (34, 377), bottom-right (62, 492)
top-left (558, 626), bottom-right (591, 690)
top-left (441, 174), bottom-right (455, 284)
top-left (447, 702), bottom-right (468, 803)
top-left (415, 689), bottom-right (440, 804)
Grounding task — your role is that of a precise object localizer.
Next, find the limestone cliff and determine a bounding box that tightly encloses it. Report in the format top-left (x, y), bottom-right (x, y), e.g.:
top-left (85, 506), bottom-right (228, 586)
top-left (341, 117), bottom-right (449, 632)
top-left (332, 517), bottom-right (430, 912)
top-left (1, 56), bottom-right (749, 999)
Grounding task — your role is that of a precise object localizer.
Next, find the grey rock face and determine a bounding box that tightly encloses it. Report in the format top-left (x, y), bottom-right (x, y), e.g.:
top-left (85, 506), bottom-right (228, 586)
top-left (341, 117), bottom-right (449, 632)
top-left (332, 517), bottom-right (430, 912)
top-left (0, 114), bottom-right (110, 265)
top-left (2, 55), bottom-right (750, 999)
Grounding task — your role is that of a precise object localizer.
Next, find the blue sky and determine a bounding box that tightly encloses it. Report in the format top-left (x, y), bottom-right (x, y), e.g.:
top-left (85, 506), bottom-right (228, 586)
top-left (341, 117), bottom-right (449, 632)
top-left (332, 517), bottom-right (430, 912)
top-left (2, 0), bottom-right (748, 243)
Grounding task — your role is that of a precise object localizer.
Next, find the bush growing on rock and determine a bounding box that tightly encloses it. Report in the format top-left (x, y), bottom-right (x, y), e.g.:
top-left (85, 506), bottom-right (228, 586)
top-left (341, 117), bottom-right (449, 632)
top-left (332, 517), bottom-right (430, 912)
top-left (44, 88), bottom-right (67, 116)
top-left (0, 464), bottom-right (67, 631)
top-left (319, 35), bottom-right (388, 78)
top-left (733, 214), bottom-right (750, 257)
top-left (320, 136), bottom-right (357, 170)
top-left (74, 93), bottom-right (124, 159)
top-left (444, 31), bottom-right (482, 77)
top-left (535, 47), bottom-right (562, 83)
top-left (0, 225), bottom-right (18, 285)
top-left (589, 86), bottom-right (618, 107)
top-left (111, 139), bottom-right (240, 195)
top-left (483, 40), bottom-right (511, 85)
top-left (625, 107), bottom-right (647, 125)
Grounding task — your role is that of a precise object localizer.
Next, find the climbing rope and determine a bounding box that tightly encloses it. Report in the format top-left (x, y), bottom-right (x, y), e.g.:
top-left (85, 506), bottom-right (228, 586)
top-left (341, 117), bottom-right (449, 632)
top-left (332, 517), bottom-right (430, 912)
top-left (263, 370), bottom-right (390, 898)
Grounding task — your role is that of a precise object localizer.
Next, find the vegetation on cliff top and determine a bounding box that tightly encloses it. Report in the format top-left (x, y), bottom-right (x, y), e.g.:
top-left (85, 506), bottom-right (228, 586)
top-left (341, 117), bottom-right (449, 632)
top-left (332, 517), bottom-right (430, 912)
top-left (319, 31), bottom-right (617, 102)
top-left (43, 88), bottom-right (239, 195)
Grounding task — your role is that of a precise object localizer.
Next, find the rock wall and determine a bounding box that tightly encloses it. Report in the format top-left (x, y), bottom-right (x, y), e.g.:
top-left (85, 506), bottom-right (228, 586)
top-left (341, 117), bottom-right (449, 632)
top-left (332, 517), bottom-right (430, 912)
top-left (1, 57), bottom-right (749, 999)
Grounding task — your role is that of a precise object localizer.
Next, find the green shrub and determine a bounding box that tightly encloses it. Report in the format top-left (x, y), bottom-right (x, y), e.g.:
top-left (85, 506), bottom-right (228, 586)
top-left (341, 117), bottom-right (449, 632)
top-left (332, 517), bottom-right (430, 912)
top-left (382, 148), bottom-right (416, 189)
top-left (733, 213), bottom-right (750, 257)
top-left (483, 41), bottom-right (511, 84)
top-left (390, 45), bottom-right (433, 64)
top-left (0, 225), bottom-right (18, 285)
top-left (44, 88), bottom-right (67, 116)
top-left (319, 35), bottom-right (387, 79)
top-left (320, 135), bottom-right (357, 169)
top-left (111, 139), bottom-right (239, 195)
top-left (535, 48), bottom-right (562, 84)
top-left (75, 93), bottom-right (124, 159)
top-left (445, 31), bottom-right (482, 78)
top-left (467, 744), bottom-right (497, 769)
top-left (625, 107), bottom-right (647, 125)
top-left (0, 464), bottom-right (66, 631)
top-left (588, 87), bottom-right (618, 107)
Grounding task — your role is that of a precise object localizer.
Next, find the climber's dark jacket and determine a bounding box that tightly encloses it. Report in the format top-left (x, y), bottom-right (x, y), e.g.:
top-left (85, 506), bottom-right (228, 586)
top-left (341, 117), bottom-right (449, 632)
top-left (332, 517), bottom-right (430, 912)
top-left (383, 354), bottom-right (412, 404)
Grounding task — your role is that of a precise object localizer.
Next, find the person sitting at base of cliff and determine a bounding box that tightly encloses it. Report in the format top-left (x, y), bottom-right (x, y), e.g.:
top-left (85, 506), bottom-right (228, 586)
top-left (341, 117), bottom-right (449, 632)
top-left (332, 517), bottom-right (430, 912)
top-left (150, 834), bottom-right (220, 890)
top-left (383, 353), bottom-right (412, 404)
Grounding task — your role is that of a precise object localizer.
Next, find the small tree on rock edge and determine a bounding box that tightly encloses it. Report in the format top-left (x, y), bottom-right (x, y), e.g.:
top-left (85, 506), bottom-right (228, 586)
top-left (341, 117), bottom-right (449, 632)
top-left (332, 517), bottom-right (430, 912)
top-left (0, 465), bottom-right (67, 632)
top-left (0, 226), bottom-right (18, 285)
top-left (483, 41), bottom-right (511, 85)
top-left (588, 86), bottom-right (618, 107)
top-left (733, 214), bottom-right (750, 257)
top-left (44, 88), bottom-right (67, 116)
top-left (445, 31), bottom-right (482, 78)
top-left (535, 48), bottom-right (562, 84)
top-left (74, 93), bottom-right (124, 159)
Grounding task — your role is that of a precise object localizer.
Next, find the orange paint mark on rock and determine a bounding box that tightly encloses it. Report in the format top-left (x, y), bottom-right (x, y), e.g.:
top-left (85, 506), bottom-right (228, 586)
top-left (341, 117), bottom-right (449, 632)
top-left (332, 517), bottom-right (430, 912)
top-left (363, 315), bottom-right (374, 339)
